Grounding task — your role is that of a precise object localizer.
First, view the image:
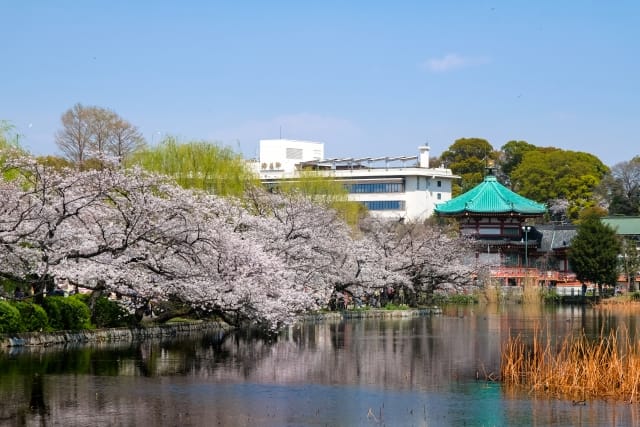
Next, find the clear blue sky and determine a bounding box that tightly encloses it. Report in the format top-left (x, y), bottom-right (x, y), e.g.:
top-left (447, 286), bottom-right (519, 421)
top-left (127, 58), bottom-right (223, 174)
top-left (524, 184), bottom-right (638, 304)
top-left (2, 1), bottom-right (639, 167)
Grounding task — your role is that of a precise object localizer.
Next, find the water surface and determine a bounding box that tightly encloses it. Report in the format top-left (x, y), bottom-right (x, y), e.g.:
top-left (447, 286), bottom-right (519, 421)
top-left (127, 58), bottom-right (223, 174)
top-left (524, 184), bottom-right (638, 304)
top-left (1, 304), bottom-right (639, 426)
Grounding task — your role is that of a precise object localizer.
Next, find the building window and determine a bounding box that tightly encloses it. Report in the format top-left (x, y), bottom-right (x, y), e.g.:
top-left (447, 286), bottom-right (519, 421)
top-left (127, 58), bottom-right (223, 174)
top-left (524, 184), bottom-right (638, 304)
top-left (345, 182), bottom-right (404, 193)
top-left (437, 180), bottom-right (442, 187)
top-left (503, 227), bottom-right (520, 236)
top-left (361, 200), bottom-right (405, 211)
top-left (437, 193), bottom-right (442, 200)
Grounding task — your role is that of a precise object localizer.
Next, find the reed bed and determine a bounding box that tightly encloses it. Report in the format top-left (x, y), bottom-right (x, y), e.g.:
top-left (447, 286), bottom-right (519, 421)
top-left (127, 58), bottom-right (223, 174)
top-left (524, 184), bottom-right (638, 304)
top-left (501, 326), bottom-right (640, 402)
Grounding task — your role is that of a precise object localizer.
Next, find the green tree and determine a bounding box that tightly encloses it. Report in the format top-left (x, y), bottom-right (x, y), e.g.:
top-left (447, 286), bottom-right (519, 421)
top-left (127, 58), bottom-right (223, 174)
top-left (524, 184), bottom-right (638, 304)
top-left (128, 137), bottom-right (258, 197)
top-left (568, 214), bottom-right (621, 296)
top-left (510, 148), bottom-right (609, 221)
top-left (0, 120), bottom-right (28, 180)
top-left (440, 137), bottom-right (497, 195)
top-left (498, 140), bottom-right (537, 185)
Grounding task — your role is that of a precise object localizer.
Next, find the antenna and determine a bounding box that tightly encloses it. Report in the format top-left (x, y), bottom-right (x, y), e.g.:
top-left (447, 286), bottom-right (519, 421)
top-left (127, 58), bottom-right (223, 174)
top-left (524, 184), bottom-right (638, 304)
top-left (279, 125), bottom-right (282, 139)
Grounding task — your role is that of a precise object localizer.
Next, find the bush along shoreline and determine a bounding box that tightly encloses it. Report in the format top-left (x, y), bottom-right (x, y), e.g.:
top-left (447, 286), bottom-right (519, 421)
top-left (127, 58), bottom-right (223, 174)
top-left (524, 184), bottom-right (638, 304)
top-left (1, 320), bottom-right (231, 348)
top-left (1, 293), bottom-right (444, 348)
top-left (0, 294), bottom-right (232, 348)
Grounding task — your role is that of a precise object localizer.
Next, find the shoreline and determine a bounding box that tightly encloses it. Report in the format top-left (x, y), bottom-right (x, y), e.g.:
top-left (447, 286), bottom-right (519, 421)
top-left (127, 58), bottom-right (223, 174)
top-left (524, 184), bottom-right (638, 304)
top-left (0, 307), bottom-right (442, 349)
top-left (0, 320), bottom-right (232, 348)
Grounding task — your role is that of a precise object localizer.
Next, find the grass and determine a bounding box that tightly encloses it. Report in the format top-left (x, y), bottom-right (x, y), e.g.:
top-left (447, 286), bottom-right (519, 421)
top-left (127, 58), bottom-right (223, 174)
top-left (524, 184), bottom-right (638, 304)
top-left (383, 303), bottom-right (410, 310)
top-left (501, 326), bottom-right (640, 402)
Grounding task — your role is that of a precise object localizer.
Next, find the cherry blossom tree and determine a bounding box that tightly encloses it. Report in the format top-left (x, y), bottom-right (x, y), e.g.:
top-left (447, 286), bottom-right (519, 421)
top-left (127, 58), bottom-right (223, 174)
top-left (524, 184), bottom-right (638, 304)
top-left (238, 187), bottom-right (358, 305)
top-left (359, 218), bottom-right (476, 302)
top-left (0, 148), bottom-right (478, 330)
top-left (0, 154), bottom-right (314, 329)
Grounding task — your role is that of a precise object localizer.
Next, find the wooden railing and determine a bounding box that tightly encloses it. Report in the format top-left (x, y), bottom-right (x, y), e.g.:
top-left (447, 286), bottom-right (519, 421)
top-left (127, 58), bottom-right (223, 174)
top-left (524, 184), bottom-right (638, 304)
top-left (489, 267), bottom-right (577, 282)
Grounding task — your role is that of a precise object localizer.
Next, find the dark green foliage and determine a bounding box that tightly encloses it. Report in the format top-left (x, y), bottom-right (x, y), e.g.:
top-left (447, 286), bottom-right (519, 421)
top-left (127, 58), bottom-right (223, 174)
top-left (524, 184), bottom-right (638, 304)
top-left (14, 301), bottom-right (49, 332)
top-left (542, 290), bottom-right (561, 304)
top-left (42, 296), bottom-right (92, 331)
top-left (445, 294), bottom-right (479, 305)
top-left (568, 215), bottom-right (621, 295)
top-left (440, 138), bottom-right (497, 195)
top-left (92, 297), bottom-right (135, 328)
top-left (510, 149), bottom-right (608, 221)
top-left (499, 140), bottom-right (537, 179)
top-left (430, 294), bottom-right (479, 305)
top-left (596, 157), bottom-right (640, 216)
top-left (0, 301), bottom-right (21, 334)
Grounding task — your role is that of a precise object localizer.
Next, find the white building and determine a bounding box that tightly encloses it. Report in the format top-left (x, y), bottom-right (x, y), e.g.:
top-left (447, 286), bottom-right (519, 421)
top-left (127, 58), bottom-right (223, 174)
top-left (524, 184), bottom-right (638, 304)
top-left (253, 139), bottom-right (457, 221)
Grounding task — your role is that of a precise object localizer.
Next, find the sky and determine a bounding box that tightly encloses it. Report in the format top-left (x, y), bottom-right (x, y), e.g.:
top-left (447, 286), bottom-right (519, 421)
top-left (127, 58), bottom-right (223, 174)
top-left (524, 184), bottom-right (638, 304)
top-left (2, 1), bottom-right (639, 167)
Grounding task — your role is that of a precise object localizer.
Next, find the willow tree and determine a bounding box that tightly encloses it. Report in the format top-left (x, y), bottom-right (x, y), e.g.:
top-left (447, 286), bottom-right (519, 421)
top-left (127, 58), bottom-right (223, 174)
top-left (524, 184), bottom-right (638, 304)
top-left (127, 137), bottom-right (258, 197)
top-left (276, 171), bottom-right (367, 228)
top-left (0, 121), bottom-right (27, 180)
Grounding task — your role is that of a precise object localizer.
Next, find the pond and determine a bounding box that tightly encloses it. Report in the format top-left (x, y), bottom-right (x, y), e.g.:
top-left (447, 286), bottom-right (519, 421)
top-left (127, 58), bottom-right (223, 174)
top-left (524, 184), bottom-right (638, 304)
top-left (2, 304), bottom-right (640, 426)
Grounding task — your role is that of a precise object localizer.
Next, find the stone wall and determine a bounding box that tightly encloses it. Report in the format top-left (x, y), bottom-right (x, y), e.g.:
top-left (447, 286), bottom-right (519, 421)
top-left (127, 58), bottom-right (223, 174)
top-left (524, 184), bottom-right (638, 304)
top-left (1, 308), bottom-right (441, 348)
top-left (0, 321), bottom-right (231, 348)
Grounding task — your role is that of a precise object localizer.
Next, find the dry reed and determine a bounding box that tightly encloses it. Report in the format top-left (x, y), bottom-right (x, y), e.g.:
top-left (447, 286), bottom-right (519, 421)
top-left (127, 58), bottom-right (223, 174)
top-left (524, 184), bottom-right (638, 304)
top-left (501, 326), bottom-right (640, 402)
top-left (521, 281), bottom-right (542, 304)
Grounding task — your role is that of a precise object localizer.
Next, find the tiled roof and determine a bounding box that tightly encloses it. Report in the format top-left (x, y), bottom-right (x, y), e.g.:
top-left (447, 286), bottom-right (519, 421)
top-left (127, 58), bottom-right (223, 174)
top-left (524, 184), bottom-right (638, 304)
top-left (601, 217), bottom-right (640, 235)
top-left (536, 224), bottom-right (577, 252)
top-left (435, 175), bottom-right (546, 215)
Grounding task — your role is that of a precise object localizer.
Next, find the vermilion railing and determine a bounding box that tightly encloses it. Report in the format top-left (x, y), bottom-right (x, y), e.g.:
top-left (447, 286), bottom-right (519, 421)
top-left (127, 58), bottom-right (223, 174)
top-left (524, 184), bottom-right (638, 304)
top-left (489, 267), bottom-right (577, 282)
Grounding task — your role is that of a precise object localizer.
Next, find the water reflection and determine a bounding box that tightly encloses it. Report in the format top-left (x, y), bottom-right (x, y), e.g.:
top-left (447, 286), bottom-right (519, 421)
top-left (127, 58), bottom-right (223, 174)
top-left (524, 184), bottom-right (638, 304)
top-left (2, 304), bottom-right (640, 426)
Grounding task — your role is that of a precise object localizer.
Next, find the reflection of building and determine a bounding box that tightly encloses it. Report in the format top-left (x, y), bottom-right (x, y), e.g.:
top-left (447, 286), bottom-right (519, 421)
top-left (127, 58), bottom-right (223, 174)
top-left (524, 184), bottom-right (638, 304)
top-left (253, 139), bottom-right (458, 221)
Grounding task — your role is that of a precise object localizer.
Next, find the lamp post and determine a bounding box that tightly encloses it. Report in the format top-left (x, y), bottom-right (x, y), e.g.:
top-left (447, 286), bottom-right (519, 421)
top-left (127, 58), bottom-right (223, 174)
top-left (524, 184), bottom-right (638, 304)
top-left (522, 225), bottom-right (531, 268)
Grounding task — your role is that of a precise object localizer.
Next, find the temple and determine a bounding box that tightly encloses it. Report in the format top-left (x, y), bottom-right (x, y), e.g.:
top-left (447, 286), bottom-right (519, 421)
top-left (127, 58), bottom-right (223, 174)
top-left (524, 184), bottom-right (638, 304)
top-left (435, 168), bottom-right (581, 289)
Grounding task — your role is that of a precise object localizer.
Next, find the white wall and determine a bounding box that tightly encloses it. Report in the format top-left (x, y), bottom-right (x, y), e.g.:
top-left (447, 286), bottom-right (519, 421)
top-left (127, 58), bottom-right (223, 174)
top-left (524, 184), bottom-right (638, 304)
top-left (259, 139), bottom-right (324, 173)
top-left (256, 141), bottom-right (457, 221)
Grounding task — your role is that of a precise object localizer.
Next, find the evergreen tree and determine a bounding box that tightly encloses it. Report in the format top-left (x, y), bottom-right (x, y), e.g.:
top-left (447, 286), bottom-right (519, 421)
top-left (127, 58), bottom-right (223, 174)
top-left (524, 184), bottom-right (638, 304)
top-left (568, 214), bottom-right (620, 296)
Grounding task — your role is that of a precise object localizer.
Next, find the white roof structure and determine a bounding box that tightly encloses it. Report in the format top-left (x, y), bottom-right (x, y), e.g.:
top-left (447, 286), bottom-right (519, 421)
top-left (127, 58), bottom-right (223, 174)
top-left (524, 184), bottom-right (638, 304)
top-left (254, 139), bottom-right (457, 221)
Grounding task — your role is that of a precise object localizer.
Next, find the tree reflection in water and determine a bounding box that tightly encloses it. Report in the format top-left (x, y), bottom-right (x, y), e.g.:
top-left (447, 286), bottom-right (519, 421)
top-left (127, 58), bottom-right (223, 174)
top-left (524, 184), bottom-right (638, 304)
top-left (1, 305), bottom-right (640, 426)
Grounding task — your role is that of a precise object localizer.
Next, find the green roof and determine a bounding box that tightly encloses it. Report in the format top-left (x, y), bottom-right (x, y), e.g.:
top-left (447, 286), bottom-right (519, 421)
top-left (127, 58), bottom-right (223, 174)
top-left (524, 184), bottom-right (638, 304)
top-left (601, 217), bottom-right (640, 235)
top-left (435, 175), bottom-right (546, 215)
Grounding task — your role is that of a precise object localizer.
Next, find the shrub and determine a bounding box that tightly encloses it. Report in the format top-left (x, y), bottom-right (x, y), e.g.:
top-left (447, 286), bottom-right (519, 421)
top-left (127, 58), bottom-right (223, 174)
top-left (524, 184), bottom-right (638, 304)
top-left (430, 293), bottom-right (478, 305)
top-left (0, 300), bottom-right (21, 334)
top-left (542, 289), bottom-right (561, 304)
top-left (92, 297), bottom-right (135, 328)
top-left (14, 301), bottom-right (49, 332)
top-left (384, 303), bottom-right (409, 310)
top-left (42, 296), bottom-right (92, 331)
top-left (446, 294), bottom-right (479, 305)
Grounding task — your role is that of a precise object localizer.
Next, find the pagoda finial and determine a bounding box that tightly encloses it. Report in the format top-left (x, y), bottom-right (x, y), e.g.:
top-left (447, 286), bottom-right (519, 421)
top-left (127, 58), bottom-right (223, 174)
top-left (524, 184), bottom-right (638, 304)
top-left (485, 158), bottom-right (496, 176)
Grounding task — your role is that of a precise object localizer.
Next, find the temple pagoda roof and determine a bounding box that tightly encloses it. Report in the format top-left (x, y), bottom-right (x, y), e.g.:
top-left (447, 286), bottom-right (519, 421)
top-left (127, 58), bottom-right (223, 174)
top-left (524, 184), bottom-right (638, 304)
top-left (435, 174), bottom-right (546, 216)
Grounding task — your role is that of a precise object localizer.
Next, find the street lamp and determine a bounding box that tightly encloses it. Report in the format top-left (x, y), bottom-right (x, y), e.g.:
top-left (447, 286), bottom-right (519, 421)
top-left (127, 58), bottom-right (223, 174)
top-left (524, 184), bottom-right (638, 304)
top-left (522, 225), bottom-right (531, 268)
